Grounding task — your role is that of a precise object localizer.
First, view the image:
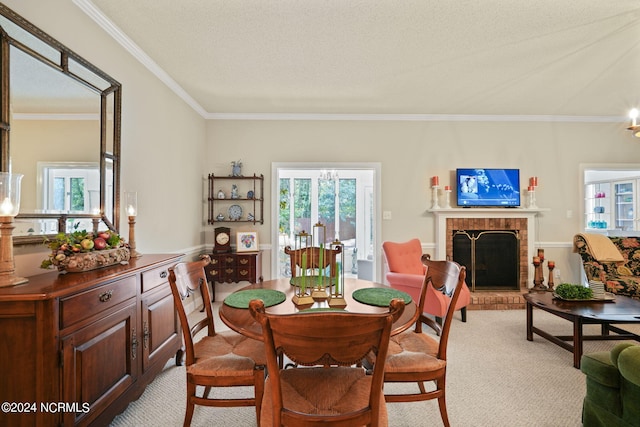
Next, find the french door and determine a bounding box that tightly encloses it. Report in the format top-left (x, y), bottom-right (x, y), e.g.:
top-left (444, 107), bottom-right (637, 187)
top-left (273, 164), bottom-right (379, 281)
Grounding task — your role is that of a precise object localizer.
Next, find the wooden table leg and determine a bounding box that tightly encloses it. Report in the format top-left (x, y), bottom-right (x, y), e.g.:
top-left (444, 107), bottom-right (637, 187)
top-left (573, 317), bottom-right (583, 368)
top-left (526, 301), bottom-right (533, 341)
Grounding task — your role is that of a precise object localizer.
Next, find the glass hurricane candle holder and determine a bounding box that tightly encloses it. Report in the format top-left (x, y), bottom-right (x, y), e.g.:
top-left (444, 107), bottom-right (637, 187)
top-left (0, 173), bottom-right (28, 287)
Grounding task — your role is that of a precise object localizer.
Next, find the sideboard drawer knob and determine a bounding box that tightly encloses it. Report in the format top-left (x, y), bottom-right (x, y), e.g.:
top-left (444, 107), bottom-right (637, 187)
top-left (99, 290), bottom-right (113, 302)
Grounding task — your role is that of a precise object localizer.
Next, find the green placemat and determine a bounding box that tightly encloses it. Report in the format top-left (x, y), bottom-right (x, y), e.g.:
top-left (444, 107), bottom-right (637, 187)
top-left (352, 288), bottom-right (412, 307)
top-left (223, 289), bottom-right (286, 309)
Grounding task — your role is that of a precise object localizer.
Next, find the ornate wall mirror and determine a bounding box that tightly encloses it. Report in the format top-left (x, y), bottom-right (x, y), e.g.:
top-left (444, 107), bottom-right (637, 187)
top-left (0, 4), bottom-right (121, 244)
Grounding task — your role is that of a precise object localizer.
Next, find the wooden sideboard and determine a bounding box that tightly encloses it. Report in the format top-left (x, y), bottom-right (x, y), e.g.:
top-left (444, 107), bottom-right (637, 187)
top-left (204, 251), bottom-right (263, 301)
top-left (0, 253), bottom-right (183, 426)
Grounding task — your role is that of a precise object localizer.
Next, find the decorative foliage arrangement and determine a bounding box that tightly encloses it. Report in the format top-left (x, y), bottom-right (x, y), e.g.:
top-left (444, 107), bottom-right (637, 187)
top-left (41, 229), bottom-right (130, 271)
top-left (554, 283), bottom-right (594, 300)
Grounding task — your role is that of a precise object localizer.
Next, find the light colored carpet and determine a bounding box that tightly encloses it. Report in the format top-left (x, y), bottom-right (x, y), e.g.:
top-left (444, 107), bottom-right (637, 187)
top-left (110, 304), bottom-right (640, 427)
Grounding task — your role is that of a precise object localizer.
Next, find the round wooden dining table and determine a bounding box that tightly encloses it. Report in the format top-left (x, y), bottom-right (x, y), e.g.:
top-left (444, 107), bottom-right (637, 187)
top-left (218, 278), bottom-right (418, 341)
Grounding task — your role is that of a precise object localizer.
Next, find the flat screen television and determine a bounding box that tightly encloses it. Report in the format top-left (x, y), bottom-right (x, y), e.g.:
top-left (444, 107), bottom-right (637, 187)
top-left (456, 168), bottom-right (520, 207)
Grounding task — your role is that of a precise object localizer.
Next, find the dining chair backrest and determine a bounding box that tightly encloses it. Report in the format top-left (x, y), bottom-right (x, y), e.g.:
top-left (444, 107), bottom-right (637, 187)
top-left (169, 255), bottom-right (215, 364)
top-left (422, 258), bottom-right (463, 299)
top-left (249, 298), bottom-right (405, 427)
top-left (430, 264), bottom-right (466, 360)
top-left (284, 245), bottom-right (342, 278)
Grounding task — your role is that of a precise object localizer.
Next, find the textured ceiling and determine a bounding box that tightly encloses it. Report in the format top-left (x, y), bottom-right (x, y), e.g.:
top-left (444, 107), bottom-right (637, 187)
top-left (82, 0), bottom-right (640, 118)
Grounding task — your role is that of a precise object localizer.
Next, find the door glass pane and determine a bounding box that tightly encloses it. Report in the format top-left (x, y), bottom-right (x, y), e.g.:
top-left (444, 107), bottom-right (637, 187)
top-left (318, 179), bottom-right (336, 243)
top-left (279, 178), bottom-right (290, 235)
top-left (70, 177), bottom-right (85, 211)
top-left (294, 178), bottom-right (311, 233)
top-left (338, 179), bottom-right (356, 242)
top-left (53, 177), bottom-right (65, 210)
top-left (615, 182), bottom-right (634, 230)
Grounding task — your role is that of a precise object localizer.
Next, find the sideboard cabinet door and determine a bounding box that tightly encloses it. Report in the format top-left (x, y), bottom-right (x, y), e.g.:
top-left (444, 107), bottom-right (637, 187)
top-left (141, 286), bottom-right (181, 372)
top-left (61, 303), bottom-right (138, 426)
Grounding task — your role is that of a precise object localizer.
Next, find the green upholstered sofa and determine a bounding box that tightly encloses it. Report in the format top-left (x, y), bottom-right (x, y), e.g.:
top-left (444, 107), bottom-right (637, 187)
top-left (573, 234), bottom-right (640, 299)
top-left (580, 343), bottom-right (640, 427)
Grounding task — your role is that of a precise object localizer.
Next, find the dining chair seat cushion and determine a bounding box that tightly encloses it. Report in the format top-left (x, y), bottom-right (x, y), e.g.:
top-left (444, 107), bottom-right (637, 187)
top-left (260, 366), bottom-right (388, 427)
top-left (194, 331), bottom-right (267, 366)
top-left (389, 330), bottom-right (439, 357)
top-left (368, 330), bottom-right (442, 372)
top-left (187, 353), bottom-right (257, 377)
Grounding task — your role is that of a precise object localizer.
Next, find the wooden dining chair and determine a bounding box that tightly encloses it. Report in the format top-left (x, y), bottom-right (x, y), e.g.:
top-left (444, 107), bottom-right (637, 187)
top-left (373, 261), bottom-right (466, 427)
top-left (168, 256), bottom-right (266, 427)
top-left (284, 245), bottom-right (342, 279)
top-left (248, 298), bottom-right (405, 427)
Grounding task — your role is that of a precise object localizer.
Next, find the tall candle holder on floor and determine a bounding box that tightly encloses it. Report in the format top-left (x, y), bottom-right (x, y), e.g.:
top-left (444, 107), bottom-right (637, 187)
top-left (329, 239), bottom-right (346, 308)
top-left (530, 257), bottom-right (545, 292)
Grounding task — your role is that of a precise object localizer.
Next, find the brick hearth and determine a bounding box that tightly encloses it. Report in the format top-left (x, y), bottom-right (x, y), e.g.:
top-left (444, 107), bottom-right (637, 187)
top-left (468, 291), bottom-right (526, 310)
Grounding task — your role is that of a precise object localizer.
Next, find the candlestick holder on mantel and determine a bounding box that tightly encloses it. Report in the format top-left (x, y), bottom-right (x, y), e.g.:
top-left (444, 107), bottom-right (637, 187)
top-left (443, 186), bottom-right (452, 209)
top-left (431, 186), bottom-right (441, 209)
top-left (125, 191), bottom-right (142, 258)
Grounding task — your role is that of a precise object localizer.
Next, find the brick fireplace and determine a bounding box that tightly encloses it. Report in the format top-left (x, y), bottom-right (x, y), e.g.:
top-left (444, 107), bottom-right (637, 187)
top-left (432, 209), bottom-right (543, 309)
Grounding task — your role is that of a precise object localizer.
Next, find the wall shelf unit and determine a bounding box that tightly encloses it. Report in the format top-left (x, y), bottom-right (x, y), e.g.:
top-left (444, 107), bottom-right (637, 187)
top-left (208, 173), bottom-right (264, 224)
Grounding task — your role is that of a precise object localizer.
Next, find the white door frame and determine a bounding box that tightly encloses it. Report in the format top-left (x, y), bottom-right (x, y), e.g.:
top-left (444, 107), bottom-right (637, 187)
top-left (271, 162), bottom-right (382, 282)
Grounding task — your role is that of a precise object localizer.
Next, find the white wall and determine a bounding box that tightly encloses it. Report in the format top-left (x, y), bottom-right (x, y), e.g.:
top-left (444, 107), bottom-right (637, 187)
top-left (205, 119), bottom-right (633, 284)
top-left (9, 0), bottom-right (207, 276)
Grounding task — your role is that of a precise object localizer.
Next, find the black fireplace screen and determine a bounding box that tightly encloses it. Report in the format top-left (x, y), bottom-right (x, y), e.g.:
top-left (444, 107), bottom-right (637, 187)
top-left (452, 230), bottom-right (520, 291)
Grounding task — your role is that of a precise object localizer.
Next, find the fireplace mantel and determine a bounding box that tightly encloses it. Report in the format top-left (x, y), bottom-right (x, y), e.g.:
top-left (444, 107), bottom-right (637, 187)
top-left (430, 208), bottom-right (548, 287)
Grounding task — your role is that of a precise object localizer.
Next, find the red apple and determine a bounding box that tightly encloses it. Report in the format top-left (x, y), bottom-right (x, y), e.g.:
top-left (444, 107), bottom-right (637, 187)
top-left (93, 237), bottom-right (107, 250)
top-left (98, 231), bottom-right (110, 240)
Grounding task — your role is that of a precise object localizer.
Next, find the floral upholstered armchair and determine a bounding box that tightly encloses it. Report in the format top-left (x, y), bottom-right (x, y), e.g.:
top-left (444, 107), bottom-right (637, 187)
top-left (573, 233), bottom-right (640, 299)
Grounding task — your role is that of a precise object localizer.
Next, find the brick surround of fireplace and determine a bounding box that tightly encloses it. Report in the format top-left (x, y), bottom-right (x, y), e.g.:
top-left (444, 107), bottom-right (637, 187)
top-left (432, 208), bottom-right (544, 310)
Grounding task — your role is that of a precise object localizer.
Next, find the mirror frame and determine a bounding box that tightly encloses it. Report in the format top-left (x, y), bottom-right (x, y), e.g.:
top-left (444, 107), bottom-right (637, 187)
top-left (0, 4), bottom-right (121, 245)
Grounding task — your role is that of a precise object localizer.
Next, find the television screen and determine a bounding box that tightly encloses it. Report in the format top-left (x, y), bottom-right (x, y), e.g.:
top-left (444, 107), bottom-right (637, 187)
top-left (456, 168), bottom-right (520, 207)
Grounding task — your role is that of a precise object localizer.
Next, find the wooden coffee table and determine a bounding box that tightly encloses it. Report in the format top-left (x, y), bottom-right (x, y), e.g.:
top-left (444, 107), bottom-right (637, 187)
top-left (524, 291), bottom-right (640, 368)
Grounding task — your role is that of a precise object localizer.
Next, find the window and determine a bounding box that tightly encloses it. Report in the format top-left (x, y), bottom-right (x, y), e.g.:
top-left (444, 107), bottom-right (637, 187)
top-left (37, 162), bottom-right (100, 231)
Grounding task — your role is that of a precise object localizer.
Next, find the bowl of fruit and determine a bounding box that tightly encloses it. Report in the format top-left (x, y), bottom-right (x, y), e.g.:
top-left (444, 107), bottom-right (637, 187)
top-left (41, 229), bottom-right (130, 273)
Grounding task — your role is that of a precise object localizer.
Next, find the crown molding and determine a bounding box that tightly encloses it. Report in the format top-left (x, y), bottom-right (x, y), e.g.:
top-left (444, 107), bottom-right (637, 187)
top-left (73, 0), bottom-right (208, 118)
top-left (205, 112), bottom-right (626, 122)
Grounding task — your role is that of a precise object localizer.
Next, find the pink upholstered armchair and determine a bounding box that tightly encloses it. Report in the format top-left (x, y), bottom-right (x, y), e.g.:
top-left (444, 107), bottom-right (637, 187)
top-left (382, 239), bottom-right (470, 332)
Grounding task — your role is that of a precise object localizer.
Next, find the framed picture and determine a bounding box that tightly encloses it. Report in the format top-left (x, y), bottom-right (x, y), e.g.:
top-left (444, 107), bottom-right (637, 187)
top-left (236, 231), bottom-right (259, 252)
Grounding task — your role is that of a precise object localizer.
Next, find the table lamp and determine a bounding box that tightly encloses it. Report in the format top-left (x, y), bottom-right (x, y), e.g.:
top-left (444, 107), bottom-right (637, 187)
top-left (125, 191), bottom-right (141, 258)
top-left (0, 172), bottom-right (28, 287)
